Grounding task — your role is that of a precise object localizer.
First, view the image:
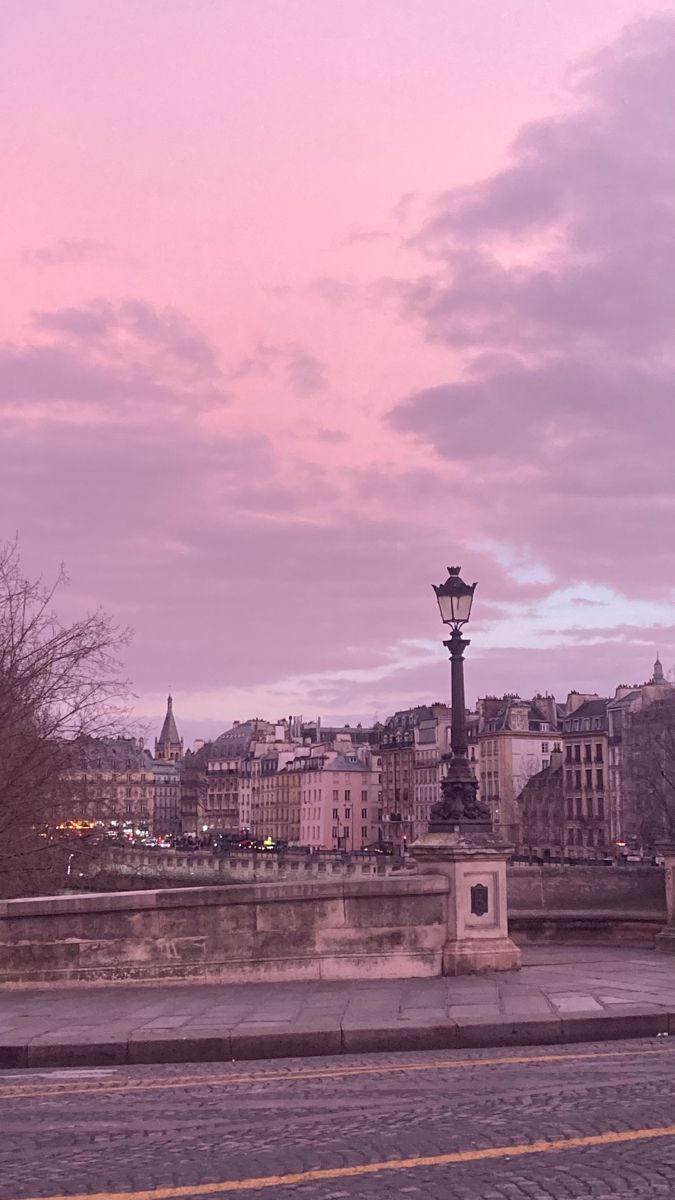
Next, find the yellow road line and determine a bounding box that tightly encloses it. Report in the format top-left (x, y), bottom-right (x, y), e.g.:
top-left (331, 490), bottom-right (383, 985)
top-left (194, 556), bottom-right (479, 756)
top-left (1, 1045), bottom-right (673, 1101)
top-left (17, 1122), bottom-right (675, 1199)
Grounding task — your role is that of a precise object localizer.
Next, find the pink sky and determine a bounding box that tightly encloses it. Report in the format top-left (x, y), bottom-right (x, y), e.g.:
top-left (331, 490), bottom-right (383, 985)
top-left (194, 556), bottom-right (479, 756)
top-left (2, 0), bottom-right (674, 743)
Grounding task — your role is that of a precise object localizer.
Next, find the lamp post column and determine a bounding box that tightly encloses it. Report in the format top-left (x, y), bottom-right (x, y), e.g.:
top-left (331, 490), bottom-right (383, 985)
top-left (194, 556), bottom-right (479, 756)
top-left (431, 626), bottom-right (486, 832)
top-left (448, 627), bottom-right (469, 766)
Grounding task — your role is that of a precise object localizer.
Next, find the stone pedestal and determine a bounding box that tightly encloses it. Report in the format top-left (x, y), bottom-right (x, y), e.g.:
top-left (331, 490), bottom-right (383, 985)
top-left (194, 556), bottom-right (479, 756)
top-left (411, 830), bottom-right (521, 975)
top-left (655, 844), bottom-right (675, 953)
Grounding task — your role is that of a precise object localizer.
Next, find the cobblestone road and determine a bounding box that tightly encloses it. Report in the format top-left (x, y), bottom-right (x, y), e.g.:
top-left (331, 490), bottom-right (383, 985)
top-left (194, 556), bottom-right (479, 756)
top-left (3, 1039), bottom-right (675, 1199)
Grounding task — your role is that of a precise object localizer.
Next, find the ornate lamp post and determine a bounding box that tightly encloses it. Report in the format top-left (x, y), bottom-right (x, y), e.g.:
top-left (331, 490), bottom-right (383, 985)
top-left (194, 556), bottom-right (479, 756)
top-left (410, 564), bottom-right (521, 975)
top-left (430, 567), bottom-right (491, 831)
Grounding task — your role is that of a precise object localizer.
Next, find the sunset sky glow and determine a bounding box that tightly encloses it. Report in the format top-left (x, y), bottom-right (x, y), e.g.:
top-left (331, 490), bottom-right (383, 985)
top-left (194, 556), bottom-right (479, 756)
top-left (3, 0), bottom-right (675, 742)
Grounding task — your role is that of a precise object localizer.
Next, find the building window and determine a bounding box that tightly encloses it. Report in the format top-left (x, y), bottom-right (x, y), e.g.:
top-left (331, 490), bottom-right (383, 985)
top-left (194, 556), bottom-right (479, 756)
top-left (565, 746), bottom-right (572, 764)
top-left (361, 807), bottom-right (368, 819)
top-left (587, 797), bottom-right (593, 818)
top-left (596, 769), bottom-right (604, 790)
top-left (585, 769), bottom-right (593, 790)
top-left (345, 808), bottom-right (351, 818)
top-left (566, 770), bottom-right (573, 789)
top-left (332, 790), bottom-right (339, 802)
top-left (576, 829), bottom-right (583, 846)
top-left (576, 797), bottom-right (582, 818)
top-left (332, 807), bottom-right (339, 819)
top-left (587, 829), bottom-right (594, 846)
top-left (332, 826), bottom-right (338, 838)
top-left (595, 744), bottom-right (603, 763)
top-left (361, 826), bottom-right (368, 840)
top-left (342, 826), bottom-right (349, 838)
top-left (567, 799), bottom-right (573, 820)
top-left (598, 796), bottom-right (605, 820)
top-left (542, 742), bottom-right (549, 753)
top-left (344, 790), bottom-right (351, 802)
top-left (574, 745), bottom-right (581, 763)
top-left (575, 771), bottom-right (582, 790)
top-left (584, 744), bottom-right (592, 762)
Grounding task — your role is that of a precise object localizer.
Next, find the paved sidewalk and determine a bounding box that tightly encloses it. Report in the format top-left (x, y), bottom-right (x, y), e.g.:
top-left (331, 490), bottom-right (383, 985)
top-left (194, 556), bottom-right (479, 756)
top-left (2, 945), bottom-right (675, 1070)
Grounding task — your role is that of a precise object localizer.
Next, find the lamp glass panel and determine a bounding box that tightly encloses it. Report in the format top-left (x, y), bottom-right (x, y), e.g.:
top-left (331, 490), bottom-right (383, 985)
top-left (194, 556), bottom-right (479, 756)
top-left (453, 590), bottom-right (473, 623)
top-left (437, 592), bottom-right (456, 624)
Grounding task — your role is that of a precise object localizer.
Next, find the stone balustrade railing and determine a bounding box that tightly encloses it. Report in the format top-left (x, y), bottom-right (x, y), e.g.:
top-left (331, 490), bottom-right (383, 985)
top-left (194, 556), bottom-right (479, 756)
top-left (94, 846), bottom-right (414, 883)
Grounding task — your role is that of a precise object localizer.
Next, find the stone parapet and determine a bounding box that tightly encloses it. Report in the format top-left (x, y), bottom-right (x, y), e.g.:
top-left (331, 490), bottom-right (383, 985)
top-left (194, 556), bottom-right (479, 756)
top-left (0, 875), bottom-right (448, 988)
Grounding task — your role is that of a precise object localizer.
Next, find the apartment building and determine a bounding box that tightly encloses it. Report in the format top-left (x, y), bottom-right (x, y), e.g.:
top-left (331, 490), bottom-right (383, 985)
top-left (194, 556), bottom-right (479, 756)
top-left (152, 760), bottom-right (181, 835)
top-left (607, 658), bottom-right (674, 851)
top-left (298, 752), bottom-right (381, 851)
top-left (517, 749), bottom-right (564, 859)
top-left (70, 736), bottom-right (156, 832)
top-left (561, 697), bottom-right (610, 859)
top-left (478, 695), bottom-right (561, 845)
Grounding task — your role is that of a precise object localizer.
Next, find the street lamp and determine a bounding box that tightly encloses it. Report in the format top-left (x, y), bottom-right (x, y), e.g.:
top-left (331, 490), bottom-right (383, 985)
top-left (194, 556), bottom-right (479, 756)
top-left (431, 567), bottom-right (490, 830)
top-left (433, 566), bottom-right (476, 628)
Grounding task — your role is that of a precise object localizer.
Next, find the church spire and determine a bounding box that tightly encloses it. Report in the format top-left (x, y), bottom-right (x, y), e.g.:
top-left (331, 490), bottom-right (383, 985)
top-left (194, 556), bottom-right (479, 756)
top-left (652, 653), bottom-right (665, 685)
top-left (155, 693), bottom-right (184, 761)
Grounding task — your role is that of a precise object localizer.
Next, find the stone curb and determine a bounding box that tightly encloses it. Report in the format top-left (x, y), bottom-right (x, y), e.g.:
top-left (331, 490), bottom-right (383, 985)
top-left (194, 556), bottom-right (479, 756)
top-left (1, 1008), bottom-right (673, 1070)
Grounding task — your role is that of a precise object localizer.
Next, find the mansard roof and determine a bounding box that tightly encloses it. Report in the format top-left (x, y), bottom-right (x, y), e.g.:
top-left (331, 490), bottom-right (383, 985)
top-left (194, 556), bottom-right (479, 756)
top-left (73, 736), bottom-right (153, 771)
top-left (323, 754), bottom-right (368, 772)
top-left (566, 698), bottom-right (609, 720)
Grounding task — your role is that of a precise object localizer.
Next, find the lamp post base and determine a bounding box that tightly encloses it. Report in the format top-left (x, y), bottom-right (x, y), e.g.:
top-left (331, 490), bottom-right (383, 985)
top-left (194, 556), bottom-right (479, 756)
top-left (442, 936), bottom-right (522, 976)
top-left (411, 830), bottom-right (521, 976)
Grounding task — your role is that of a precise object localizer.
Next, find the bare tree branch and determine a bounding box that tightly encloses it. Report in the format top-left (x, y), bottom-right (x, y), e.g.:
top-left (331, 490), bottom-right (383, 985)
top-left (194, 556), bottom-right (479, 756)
top-left (0, 540), bottom-right (131, 897)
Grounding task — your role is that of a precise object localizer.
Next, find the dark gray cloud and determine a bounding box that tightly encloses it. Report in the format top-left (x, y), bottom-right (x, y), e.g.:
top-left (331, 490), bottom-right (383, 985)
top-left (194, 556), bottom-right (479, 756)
top-left (228, 340), bottom-right (326, 395)
top-left (285, 349), bottom-right (325, 396)
top-left (33, 299), bottom-right (220, 373)
top-left (22, 239), bottom-right (111, 268)
top-left (3, 300), bottom-right (226, 416)
top-left (389, 16), bottom-right (675, 599)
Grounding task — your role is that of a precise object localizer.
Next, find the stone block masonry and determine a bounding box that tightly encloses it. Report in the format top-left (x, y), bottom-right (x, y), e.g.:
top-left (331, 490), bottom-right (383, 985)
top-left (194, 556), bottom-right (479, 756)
top-left (0, 875), bottom-right (448, 988)
top-left (0, 861), bottom-right (668, 989)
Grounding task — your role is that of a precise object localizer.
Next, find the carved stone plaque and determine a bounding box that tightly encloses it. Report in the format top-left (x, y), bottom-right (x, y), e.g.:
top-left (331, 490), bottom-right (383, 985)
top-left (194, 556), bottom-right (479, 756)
top-left (470, 882), bottom-right (489, 917)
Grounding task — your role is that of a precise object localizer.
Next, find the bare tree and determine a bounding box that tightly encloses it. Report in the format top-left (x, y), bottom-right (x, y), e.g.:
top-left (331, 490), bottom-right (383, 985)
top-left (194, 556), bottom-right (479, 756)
top-left (622, 694), bottom-right (675, 851)
top-left (0, 540), bottom-right (130, 897)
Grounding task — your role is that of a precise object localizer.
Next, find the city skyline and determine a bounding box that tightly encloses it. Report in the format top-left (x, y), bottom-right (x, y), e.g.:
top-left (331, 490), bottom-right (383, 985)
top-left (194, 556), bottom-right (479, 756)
top-left (3, 2), bottom-right (674, 733)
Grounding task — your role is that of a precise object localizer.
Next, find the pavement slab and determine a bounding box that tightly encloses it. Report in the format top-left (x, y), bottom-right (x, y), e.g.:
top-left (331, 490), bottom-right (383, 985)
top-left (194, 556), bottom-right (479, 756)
top-left (1, 945), bottom-right (675, 1068)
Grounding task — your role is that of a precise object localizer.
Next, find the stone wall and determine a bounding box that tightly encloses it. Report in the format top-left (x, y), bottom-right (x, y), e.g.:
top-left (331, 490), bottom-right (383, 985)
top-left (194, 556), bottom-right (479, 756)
top-left (507, 864), bottom-right (665, 916)
top-left (507, 864), bottom-right (665, 945)
top-left (0, 862), bottom-right (667, 989)
top-left (0, 876), bottom-right (447, 988)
